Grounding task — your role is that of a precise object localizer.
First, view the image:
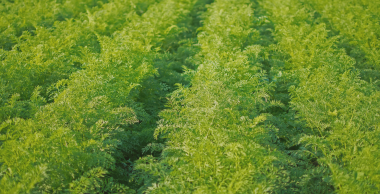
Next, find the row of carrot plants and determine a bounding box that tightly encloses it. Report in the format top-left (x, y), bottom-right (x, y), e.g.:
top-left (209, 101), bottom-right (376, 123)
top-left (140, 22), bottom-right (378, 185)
top-left (0, 0), bottom-right (160, 123)
top-left (302, 0), bottom-right (380, 85)
top-left (133, 0), bottom-right (301, 193)
top-left (261, 0), bottom-right (380, 192)
top-left (0, 0), bottom-right (199, 193)
top-left (135, 0), bottom-right (371, 192)
top-left (1, 0), bottom-right (379, 193)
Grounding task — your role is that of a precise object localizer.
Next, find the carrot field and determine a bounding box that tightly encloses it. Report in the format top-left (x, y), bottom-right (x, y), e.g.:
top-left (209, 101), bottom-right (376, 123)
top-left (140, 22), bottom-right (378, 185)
top-left (0, 0), bottom-right (379, 193)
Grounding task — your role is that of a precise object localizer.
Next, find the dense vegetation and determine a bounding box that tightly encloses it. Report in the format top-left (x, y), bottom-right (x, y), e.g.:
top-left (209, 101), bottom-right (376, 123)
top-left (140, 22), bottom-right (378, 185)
top-left (0, 0), bottom-right (379, 193)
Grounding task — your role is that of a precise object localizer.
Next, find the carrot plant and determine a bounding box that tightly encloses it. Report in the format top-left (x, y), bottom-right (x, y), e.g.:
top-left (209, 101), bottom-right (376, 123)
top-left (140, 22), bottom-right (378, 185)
top-left (0, 0), bottom-right (159, 123)
top-left (261, 0), bottom-right (380, 192)
top-left (303, 0), bottom-right (380, 85)
top-left (0, 0), bottom-right (198, 193)
top-left (1, 0), bottom-right (379, 193)
top-left (132, 0), bottom-right (299, 193)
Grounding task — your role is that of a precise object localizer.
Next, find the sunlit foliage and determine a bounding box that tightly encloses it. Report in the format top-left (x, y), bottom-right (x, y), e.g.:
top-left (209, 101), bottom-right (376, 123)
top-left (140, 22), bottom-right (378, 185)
top-left (1, 0), bottom-right (379, 193)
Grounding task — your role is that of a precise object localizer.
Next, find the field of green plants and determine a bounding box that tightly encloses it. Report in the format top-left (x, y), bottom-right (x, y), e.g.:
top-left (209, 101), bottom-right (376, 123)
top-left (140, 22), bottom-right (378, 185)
top-left (0, 0), bottom-right (379, 193)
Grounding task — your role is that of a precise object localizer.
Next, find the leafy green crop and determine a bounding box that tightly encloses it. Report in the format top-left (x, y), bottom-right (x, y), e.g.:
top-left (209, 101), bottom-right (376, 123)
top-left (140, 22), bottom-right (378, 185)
top-left (304, 0), bottom-right (380, 86)
top-left (0, 0), bottom-right (162, 123)
top-left (1, 0), bottom-right (379, 193)
top-left (0, 0), bottom-right (199, 193)
top-left (261, 0), bottom-right (380, 192)
top-left (132, 0), bottom-right (296, 193)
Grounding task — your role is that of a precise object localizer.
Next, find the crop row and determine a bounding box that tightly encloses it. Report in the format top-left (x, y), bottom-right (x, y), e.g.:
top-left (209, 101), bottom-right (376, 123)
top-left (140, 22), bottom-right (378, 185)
top-left (1, 0), bottom-right (379, 193)
top-left (133, 0), bottom-right (296, 193)
top-left (0, 0), bottom-right (198, 193)
top-left (133, 0), bottom-right (380, 193)
top-left (261, 0), bottom-right (380, 192)
top-left (0, 0), bottom-right (160, 123)
top-left (304, 0), bottom-right (380, 85)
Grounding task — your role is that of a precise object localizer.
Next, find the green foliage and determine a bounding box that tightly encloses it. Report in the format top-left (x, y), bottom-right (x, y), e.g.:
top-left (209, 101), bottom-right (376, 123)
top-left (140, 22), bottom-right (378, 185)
top-left (0, 0), bottom-right (200, 193)
top-left (0, 0), bottom-right (107, 50)
top-left (69, 167), bottom-right (135, 194)
top-left (0, 0), bottom-right (160, 123)
top-left (1, 0), bottom-right (379, 193)
top-left (133, 0), bottom-right (296, 193)
top-left (303, 0), bottom-right (380, 85)
top-left (261, 0), bottom-right (380, 192)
